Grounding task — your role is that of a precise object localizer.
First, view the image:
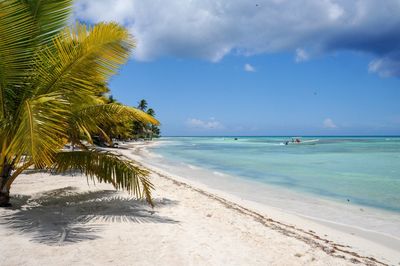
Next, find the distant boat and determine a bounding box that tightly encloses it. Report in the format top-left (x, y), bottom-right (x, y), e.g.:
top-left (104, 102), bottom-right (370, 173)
top-left (284, 138), bottom-right (319, 145)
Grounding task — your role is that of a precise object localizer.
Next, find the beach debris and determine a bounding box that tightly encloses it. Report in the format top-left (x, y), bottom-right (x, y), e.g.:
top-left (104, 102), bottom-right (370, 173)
top-left (349, 258), bottom-right (361, 263)
top-left (206, 213), bottom-right (212, 218)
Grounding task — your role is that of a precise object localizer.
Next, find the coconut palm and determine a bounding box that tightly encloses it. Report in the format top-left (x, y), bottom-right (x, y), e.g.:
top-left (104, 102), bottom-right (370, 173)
top-left (132, 100), bottom-right (149, 139)
top-left (137, 99), bottom-right (148, 111)
top-left (0, 0), bottom-right (158, 206)
top-left (146, 108), bottom-right (161, 139)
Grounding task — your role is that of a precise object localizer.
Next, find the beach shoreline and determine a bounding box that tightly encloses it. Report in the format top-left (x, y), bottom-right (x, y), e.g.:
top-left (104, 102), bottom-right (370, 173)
top-left (0, 141), bottom-right (398, 265)
top-left (121, 140), bottom-right (400, 265)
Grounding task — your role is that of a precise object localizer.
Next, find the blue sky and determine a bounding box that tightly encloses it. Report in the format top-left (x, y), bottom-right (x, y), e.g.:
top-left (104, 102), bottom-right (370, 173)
top-left (75, 0), bottom-right (400, 136)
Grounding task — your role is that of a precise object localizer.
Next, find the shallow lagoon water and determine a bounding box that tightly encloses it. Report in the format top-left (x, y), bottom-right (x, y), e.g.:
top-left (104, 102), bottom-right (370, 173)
top-left (151, 136), bottom-right (400, 213)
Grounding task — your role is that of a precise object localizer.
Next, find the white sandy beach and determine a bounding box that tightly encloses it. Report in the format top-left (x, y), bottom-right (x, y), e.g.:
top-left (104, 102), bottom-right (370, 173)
top-left (0, 142), bottom-right (399, 266)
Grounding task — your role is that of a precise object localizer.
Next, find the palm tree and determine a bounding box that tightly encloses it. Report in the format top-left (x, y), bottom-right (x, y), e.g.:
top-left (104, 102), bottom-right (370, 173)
top-left (137, 99), bottom-right (148, 111)
top-left (132, 100), bottom-right (149, 139)
top-left (132, 103), bottom-right (161, 139)
top-left (0, 0), bottom-right (158, 207)
top-left (146, 108), bottom-right (161, 139)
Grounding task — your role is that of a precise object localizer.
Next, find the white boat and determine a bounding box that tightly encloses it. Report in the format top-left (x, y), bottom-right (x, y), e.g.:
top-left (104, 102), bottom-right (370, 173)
top-left (284, 138), bottom-right (319, 145)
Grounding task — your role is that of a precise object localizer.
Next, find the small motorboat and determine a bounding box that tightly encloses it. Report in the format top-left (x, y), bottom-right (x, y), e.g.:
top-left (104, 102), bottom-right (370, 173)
top-left (284, 138), bottom-right (319, 145)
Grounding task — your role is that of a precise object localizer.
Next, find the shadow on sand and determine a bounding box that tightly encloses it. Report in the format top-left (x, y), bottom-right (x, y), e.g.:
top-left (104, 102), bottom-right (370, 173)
top-left (0, 187), bottom-right (178, 245)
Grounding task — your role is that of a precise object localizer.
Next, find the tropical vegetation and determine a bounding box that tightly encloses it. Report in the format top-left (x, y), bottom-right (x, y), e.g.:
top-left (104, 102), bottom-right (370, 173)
top-left (0, 0), bottom-right (159, 206)
top-left (133, 99), bottom-right (161, 140)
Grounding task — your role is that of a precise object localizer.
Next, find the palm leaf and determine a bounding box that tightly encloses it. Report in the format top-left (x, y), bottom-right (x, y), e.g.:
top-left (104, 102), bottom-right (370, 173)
top-left (0, 0), bottom-right (35, 117)
top-left (76, 103), bottom-right (159, 127)
top-left (33, 22), bottom-right (134, 99)
top-left (53, 150), bottom-right (154, 206)
top-left (21, 0), bottom-right (73, 45)
top-left (8, 93), bottom-right (69, 167)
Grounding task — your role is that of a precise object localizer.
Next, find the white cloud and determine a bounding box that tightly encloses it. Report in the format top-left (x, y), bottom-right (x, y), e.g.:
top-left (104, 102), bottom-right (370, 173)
top-left (187, 118), bottom-right (224, 130)
top-left (368, 56), bottom-right (400, 78)
top-left (295, 48), bottom-right (309, 63)
top-left (244, 63), bottom-right (256, 72)
top-left (74, 0), bottom-right (400, 76)
top-left (74, 0), bottom-right (134, 25)
top-left (323, 118), bottom-right (337, 129)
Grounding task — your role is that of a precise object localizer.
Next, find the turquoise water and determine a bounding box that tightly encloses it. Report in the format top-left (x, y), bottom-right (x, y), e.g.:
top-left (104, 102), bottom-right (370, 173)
top-left (151, 137), bottom-right (400, 212)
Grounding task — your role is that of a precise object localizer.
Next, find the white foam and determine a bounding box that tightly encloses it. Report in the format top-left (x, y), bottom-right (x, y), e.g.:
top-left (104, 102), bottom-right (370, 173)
top-left (213, 171), bottom-right (226, 176)
top-left (186, 164), bottom-right (199, 170)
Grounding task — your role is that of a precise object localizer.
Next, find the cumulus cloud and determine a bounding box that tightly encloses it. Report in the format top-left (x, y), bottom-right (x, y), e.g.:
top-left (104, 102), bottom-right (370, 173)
top-left (244, 63), bottom-right (256, 72)
top-left (323, 118), bottom-right (337, 129)
top-left (187, 118), bottom-right (224, 130)
top-left (74, 0), bottom-right (400, 76)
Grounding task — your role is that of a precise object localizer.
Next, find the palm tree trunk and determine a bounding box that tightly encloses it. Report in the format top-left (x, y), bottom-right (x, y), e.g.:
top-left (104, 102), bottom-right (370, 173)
top-left (0, 162), bottom-right (13, 207)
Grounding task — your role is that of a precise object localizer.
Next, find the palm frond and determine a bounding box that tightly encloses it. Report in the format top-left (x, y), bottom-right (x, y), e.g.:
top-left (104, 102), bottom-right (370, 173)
top-left (0, 0), bottom-right (35, 117)
top-left (33, 22), bottom-right (135, 99)
top-left (77, 103), bottom-right (159, 127)
top-left (21, 0), bottom-right (73, 45)
top-left (8, 93), bottom-right (69, 167)
top-left (53, 150), bottom-right (154, 206)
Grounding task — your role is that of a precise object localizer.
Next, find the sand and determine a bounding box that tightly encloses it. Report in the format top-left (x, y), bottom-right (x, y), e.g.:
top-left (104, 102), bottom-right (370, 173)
top-left (0, 143), bottom-right (399, 266)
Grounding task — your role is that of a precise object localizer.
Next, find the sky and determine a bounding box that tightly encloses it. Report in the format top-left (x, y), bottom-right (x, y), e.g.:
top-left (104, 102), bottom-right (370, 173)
top-left (74, 0), bottom-right (400, 136)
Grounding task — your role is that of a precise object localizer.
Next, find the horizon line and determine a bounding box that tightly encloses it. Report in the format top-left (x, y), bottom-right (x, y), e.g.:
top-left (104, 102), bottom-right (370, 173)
top-left (160, 135), bottom-right (400, 138)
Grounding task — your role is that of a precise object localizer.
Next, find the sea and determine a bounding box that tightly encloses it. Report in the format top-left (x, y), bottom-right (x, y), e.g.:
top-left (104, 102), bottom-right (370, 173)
top-left (144, 136), bottom-right (400, 241)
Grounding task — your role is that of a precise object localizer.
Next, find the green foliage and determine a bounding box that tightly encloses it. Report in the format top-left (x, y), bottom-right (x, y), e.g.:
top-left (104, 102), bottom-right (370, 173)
top-left (131, 99), bottom-right (161, 140)
top-left (137, 99), bottom-right (148, 111)
top-left (21, 0), bottom-right (73, 45)
top-left (0, 0), bottom-right (159, 205)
